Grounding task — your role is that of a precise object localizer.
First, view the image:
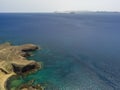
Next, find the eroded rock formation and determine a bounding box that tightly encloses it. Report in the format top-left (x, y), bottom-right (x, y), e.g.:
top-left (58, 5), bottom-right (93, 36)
top-left (0, 42), bottom-right (41, 90)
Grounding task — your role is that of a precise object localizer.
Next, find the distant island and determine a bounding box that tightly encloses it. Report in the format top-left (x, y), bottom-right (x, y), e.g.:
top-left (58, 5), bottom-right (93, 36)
top-left (0, 42), bottom-right (43, 90)
top-left (54, 11), bottom-right (120, 14)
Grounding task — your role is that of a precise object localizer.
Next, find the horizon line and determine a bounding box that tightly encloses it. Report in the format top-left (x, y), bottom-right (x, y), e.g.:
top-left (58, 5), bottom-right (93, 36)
top-left (0, 11), bottom-right (120, 13)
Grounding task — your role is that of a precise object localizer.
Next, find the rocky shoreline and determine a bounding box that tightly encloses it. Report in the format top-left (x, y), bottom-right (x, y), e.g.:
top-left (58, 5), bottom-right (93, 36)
top-left (0, 42), bottom-right (42, 90)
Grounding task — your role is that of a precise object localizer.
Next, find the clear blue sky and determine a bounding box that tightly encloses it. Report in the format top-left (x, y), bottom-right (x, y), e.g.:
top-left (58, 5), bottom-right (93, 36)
top-left (0, 0), bottom-right (120, 12)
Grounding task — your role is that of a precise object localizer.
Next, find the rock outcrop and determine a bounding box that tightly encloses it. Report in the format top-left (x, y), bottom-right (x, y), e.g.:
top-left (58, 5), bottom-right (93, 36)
top-left (20, 80), bottom-right (44, 90)
top-left (0, 42), bottom-right (41, 90)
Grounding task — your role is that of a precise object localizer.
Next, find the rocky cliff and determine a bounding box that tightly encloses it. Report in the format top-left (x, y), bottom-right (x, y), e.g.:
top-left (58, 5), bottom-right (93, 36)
top-left (0, 42), bottom-right (41, 90)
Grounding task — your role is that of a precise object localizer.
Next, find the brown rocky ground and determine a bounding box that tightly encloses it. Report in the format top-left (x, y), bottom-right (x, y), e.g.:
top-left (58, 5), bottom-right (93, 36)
top-left (0, 42), bottom-right (42, 90)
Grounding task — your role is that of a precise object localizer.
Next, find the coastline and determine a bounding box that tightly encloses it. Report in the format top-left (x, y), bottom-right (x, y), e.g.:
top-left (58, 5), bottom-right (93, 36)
top-left (0, 42), bottom-right (42, 90)
top-left (0, 71), bottom-right (16, 90)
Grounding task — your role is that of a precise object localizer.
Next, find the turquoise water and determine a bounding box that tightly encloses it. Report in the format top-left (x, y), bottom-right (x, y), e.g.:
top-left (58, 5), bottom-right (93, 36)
top-left (1, 13), bottom-right (120, 90)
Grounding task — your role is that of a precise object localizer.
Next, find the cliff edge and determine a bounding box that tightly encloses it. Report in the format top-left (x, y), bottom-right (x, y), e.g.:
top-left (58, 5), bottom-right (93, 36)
top-left (0, 42), bottom-right (41, 90)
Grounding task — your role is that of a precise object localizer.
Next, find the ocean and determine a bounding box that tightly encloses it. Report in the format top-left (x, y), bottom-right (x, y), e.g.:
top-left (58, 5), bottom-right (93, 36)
top-left (0, 13), bottom-right (120, 90)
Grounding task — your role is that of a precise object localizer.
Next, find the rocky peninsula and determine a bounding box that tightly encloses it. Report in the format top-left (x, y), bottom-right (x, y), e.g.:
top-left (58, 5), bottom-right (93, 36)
top-left (0, 42), bottom-right (42, 90)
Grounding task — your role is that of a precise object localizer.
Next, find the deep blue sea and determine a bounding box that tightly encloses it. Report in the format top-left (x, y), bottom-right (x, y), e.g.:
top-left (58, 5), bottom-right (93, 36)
top-left (0, 13), bottom-right (120, 90)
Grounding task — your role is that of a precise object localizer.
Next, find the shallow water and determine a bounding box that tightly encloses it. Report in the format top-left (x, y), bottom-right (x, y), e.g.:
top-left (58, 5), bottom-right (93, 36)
top-left (0, 13), bottom-right (120, 90)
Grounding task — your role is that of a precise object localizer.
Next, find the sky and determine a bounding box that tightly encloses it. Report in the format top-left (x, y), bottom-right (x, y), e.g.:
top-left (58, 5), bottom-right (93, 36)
top-left (0, 0), bottom-right (120, 12)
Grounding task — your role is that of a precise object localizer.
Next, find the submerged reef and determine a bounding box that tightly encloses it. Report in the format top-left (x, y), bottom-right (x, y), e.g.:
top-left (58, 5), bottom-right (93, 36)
top-left (0, 42), bottom-right (42, 90)
top-left (19, 80), bottom-right (44, 90)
